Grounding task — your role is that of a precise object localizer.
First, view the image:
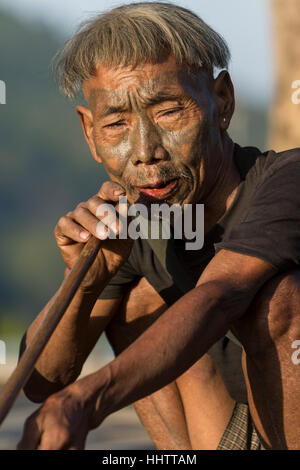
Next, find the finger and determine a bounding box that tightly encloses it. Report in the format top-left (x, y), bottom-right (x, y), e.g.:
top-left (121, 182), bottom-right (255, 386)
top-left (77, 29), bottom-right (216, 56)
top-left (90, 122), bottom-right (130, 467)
top-left (55, 215), bottom-right (91, 245)
top-left (98, 181), bottom-right (126, 202)
top-left (88, 196), bottom-right (129, 235)
top-left (17, 413), bottom-right (42, 450)
top-left (73, 204), bottom-right (118, 240)
top-left (115, 196), bottom-right (131, 238)
top-left (85, 197), bottom-right (121, 238)
top-left (86, 195), bottom-right (117, 219)
top-left (115, 195), bottom-right (130, 218)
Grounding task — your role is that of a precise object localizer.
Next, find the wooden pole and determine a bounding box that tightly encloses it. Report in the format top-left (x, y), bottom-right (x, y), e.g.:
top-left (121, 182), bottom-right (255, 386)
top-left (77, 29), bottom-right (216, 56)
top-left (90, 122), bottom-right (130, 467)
top-left (0, 236), bottom-right (102, 425)
top-left (268, 0), bottom-right (300, 150)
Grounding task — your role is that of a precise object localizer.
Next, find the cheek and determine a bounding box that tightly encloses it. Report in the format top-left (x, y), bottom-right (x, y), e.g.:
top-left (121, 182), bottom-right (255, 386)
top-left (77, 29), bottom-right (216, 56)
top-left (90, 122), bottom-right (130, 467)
top-left (94, 135), bottom-right (132, 178)
top-left (162, 122), bottom-right (205, 168)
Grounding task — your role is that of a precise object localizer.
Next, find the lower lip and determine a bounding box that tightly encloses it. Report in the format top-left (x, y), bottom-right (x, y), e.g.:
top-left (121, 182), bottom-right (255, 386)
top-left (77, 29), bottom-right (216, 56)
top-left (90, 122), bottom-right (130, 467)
top-left (137, 179), bottom-right (179, 199)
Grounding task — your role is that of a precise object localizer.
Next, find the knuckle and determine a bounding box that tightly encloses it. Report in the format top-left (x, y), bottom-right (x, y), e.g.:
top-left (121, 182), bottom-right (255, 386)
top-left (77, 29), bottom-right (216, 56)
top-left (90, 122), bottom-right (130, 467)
top-left (87, 195), bottom-right (102, 209)
top-left (74, 204), bottom-right (86, 217)
top-left (101, 181), bottom-right (111, 192)
top-left (54, 216), bottom-right (69, 237)
top-left (75, 201), bottom-right (86, 211)
top-left (96, 220), bottom-right (108, 239)
top-left (58, 215), bottom-right (68, 226)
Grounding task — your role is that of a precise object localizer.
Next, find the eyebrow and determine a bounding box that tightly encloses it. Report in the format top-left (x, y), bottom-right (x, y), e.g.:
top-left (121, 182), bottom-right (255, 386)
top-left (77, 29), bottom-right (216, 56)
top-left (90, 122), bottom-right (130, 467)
top-left (139, 90), bottom-right (183, 106)
top-left (99, 104), bottom-right (131, 117)
top-left (96, 87), bottom-right (184, 118)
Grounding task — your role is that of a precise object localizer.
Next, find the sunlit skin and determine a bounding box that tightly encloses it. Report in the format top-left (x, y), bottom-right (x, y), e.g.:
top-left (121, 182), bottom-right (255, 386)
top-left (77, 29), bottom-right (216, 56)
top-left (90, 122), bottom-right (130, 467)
top-left (17, 57), bottom-right (300, 451)
top-left (77, 56), bottom-right (240, 232)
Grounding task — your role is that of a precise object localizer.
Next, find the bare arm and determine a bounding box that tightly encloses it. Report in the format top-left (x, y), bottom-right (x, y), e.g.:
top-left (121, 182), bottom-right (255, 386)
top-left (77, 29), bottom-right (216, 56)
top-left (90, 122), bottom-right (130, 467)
top-left (17, 249), bottom-right (278, 449)
top-left (21, 295), bottom-right (122, 402)
top-left (19, 181), bottom-right (132, 401)
top-left (82, 250), bottom-right (277, 423)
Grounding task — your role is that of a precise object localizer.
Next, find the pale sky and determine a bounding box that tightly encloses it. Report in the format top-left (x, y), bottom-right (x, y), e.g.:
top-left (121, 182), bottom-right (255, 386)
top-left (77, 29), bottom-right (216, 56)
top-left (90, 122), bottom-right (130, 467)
top-left (0, 0), bottom-right (275, 105)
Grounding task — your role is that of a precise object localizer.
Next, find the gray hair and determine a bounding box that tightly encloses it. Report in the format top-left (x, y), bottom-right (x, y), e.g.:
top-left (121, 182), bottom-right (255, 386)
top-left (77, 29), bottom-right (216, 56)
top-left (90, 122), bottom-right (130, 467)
top-left (54, 1), bottom-right (230, 98)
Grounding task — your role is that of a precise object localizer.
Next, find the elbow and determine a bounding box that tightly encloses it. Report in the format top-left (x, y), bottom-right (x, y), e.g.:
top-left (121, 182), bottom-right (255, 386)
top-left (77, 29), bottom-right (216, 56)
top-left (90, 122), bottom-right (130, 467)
top-left (22, 365), bottom-right (82, 403)
top-left (23, 385), bottom-right (50, 404)
top-left (18, 332), bottom-right (79, 403)
top-left (18, 333), bottom-right (57, 403)
top-left (22, 370), bottom-right (65, 403)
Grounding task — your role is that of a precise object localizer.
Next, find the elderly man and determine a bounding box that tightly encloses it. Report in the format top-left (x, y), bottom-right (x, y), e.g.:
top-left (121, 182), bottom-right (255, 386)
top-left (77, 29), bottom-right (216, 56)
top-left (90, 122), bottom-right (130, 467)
top-left (18, 2), bottom-right (300, 450)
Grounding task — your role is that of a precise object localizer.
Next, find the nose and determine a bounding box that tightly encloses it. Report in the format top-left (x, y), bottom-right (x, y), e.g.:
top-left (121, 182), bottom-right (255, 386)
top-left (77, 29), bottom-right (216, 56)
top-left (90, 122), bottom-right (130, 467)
top-left (130, 115), bottom-right (169, 166)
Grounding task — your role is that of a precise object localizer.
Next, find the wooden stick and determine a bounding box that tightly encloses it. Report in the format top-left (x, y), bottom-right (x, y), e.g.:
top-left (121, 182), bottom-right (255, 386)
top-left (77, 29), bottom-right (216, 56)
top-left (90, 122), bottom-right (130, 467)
top-left (0, 236), bottom-right (102, 426)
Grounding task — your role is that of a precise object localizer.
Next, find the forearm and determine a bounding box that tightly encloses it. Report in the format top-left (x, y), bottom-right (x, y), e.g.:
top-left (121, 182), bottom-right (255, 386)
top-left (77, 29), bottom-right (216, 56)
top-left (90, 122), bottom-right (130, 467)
top-left (83, 280), bottom-right (251, 424)
top-left (22, 270), bottom-right (106, 388)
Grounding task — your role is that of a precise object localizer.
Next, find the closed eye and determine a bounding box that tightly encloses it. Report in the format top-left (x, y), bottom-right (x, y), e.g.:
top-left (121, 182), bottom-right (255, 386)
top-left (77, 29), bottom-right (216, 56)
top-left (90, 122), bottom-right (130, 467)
top-left (161, 107), bottom-right (183, 117)
top-left (104, 121), bottom-right (126, 128)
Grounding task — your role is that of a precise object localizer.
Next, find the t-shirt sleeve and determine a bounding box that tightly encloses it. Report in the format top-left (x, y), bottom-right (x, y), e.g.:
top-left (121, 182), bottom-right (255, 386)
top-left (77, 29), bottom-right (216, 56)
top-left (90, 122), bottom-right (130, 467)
top-left (98, 253), bottom-right (141, 299)
top-left (215, 154), bottom-right (300, 271)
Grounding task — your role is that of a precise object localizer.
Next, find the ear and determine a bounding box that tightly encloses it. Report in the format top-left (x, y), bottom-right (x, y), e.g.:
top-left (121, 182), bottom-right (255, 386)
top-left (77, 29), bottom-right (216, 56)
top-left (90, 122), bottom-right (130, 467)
top-left (76, 105), bottom-right (102, 163)
top-left (213, 71), bottom-right (235, 131)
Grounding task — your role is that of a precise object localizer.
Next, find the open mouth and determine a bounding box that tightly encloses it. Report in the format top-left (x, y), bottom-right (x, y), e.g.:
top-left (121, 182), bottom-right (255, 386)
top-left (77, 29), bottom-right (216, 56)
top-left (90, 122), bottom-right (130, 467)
top-left (136, 179), bottom-right (179, 199)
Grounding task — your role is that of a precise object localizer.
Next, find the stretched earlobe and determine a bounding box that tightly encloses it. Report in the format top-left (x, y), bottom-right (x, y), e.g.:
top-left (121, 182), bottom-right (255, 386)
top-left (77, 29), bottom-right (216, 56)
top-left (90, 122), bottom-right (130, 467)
top-left (221, 115), bottom-right (228, 130)
top-left (213, 71), bottom-right (235, 130)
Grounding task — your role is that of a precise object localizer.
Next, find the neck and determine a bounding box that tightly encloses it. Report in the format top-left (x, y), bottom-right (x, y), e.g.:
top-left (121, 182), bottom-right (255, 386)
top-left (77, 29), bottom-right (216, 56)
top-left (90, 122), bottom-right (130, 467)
top-left (202, 137), bottom-right (241, 234)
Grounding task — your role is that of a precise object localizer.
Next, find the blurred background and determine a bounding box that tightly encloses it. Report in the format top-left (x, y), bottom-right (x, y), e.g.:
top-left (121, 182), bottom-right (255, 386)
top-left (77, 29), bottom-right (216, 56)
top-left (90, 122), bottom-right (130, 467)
top-left (0, 0), bottom-right (299, 449)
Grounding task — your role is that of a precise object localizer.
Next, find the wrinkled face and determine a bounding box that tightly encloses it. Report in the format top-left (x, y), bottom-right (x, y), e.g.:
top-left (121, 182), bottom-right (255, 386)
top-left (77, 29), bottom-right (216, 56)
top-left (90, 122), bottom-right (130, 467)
top-left (78, 56), bottom-right (232, 206)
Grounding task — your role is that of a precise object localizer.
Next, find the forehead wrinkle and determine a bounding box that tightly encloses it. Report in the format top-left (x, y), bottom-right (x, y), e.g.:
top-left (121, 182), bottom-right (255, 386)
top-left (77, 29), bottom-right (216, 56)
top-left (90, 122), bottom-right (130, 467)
top-left (90, 89), bottom-right (132, 117)
top-left (88, 70), bottom-right (190, 113)
top-left (135, 72), bottom-right (190, 107)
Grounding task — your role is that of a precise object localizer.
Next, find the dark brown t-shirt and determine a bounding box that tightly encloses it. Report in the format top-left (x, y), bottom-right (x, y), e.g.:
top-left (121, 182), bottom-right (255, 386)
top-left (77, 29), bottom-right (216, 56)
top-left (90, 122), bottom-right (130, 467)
top-left (99, 143), bottom-right (300, 305)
